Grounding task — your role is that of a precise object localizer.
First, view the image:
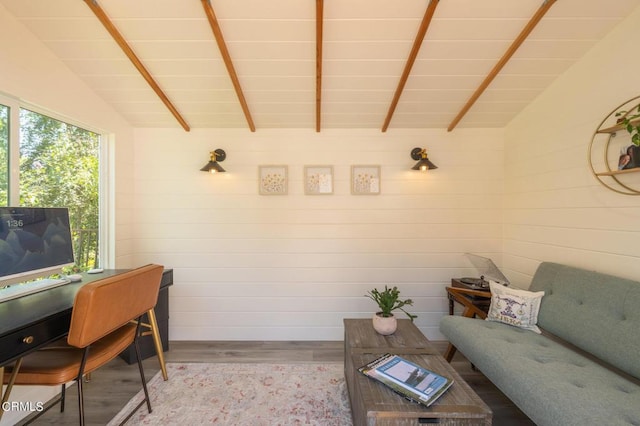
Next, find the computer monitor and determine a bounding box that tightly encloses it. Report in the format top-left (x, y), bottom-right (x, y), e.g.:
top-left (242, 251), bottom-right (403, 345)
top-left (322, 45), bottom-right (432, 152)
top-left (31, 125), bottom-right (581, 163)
top-left (0, 207), bottom-right (75, 286)
top-left (464, 253), bottom-right (510, 286)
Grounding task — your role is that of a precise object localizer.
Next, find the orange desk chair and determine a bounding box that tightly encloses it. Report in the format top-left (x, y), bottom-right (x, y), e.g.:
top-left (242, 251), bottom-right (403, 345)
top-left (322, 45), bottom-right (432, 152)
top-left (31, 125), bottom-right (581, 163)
top-left (2, 264), bottom-right (164, 426)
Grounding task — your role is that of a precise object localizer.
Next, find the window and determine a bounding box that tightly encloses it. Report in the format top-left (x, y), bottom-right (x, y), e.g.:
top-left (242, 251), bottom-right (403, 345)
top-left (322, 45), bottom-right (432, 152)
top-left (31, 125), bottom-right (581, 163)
top-left (0, 104), bottom-right (8, 206)
top-left (19, 109), bottom-right (100, 270)
top-left (0, 96), bottom-right (103, 272)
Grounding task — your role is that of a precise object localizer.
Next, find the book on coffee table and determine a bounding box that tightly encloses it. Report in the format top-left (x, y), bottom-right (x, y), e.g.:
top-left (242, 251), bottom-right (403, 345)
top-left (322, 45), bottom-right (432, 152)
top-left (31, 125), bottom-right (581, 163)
top-left (358, 353), bottom-right (453, 407)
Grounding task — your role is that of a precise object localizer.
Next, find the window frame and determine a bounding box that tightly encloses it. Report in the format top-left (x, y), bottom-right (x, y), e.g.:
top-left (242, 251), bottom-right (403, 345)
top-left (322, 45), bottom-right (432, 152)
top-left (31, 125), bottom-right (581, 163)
top-left (0, 92), bottom-right (111, 269)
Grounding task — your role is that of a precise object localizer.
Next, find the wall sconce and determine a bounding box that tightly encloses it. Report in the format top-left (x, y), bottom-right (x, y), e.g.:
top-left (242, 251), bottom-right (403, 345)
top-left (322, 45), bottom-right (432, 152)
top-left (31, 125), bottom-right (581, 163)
top-left (200, 149), bottom-right (226, 173)
top-left (410, 147), bottom-right (438, 171)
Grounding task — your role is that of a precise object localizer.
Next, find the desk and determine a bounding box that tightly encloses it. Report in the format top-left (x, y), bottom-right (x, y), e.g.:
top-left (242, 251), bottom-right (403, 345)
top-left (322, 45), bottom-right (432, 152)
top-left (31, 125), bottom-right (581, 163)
top-left (0, 269), bottom-right (172, 368)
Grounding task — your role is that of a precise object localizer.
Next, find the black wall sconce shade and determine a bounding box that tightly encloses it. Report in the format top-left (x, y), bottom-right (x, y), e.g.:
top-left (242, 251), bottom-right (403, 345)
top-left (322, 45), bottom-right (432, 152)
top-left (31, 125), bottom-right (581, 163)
top-left (411, 147), bottom-right (438, 171)
top-left (200, 149), bottom-right (227, 173)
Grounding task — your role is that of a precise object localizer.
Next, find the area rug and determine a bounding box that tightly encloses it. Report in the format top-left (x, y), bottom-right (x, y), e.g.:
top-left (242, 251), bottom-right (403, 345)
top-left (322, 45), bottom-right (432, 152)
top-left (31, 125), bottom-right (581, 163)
top-left (108, 363), bottom-right (352, 425)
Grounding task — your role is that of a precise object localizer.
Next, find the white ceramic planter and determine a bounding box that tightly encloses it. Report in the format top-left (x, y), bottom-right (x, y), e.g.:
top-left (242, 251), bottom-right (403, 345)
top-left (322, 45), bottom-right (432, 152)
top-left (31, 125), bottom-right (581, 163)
top-left (372, 312), bottom-right (397, 335)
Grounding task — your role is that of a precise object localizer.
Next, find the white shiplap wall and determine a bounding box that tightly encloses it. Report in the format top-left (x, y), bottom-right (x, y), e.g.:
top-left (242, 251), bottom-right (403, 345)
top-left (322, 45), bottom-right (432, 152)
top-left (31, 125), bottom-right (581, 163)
top-left (132, 127), bottom-right (503, 340)
top-left (503, 6), bottom-right (640, 288)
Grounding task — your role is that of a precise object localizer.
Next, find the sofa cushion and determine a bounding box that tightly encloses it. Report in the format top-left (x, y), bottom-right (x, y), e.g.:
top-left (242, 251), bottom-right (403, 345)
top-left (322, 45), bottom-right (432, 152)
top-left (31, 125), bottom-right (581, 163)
top-left (529, 262), bottom-right (640, 380)
top-left (486, 281), bottom-right (544, 333)
top-left (440, 315), bottom-right (640, 426)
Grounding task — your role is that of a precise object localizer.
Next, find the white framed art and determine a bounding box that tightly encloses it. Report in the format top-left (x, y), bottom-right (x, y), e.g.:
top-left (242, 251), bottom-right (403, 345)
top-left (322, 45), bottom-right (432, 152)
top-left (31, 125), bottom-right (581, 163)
top-left (259, 165), bottom-right (288, 195)
top-left (351, 165), bottom-right (381, 195)
top-left (304, 165), bottom-right (334, 195)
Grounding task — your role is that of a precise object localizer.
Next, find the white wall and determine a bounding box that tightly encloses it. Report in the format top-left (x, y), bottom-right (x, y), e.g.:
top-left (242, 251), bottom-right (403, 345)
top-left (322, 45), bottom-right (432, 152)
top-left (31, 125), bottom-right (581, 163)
top-left (132, 127), bottom-right (504, 341)
top-left (503, 5), bottom-right (640, 287)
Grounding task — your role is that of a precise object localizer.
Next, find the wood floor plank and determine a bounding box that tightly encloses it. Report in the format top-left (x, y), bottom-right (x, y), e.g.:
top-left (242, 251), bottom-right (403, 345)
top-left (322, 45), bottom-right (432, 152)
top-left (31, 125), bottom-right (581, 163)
top-left (15, 341), bottom-right (533, 425)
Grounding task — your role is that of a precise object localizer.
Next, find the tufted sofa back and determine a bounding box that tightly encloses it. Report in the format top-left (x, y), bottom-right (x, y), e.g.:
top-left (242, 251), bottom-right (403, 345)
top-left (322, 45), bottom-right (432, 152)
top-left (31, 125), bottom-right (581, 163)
top-left (530, 262), bottom-right (640, 380)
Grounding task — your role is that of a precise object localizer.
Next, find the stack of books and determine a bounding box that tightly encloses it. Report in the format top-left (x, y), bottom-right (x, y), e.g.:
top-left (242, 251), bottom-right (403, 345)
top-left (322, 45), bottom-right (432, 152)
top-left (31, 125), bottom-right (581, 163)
top-left (358, 353), bottom-right (453, 407)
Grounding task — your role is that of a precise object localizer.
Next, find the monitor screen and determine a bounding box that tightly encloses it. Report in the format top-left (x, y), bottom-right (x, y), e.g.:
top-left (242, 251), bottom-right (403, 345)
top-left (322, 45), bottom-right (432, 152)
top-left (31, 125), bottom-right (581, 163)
top-left (0, 207), bottom-right (75, 286)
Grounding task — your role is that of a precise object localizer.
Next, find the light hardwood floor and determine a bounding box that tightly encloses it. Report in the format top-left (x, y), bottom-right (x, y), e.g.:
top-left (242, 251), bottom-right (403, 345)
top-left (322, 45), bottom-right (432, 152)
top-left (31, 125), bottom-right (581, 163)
top-left (18, 341), bottom-right (534, 426)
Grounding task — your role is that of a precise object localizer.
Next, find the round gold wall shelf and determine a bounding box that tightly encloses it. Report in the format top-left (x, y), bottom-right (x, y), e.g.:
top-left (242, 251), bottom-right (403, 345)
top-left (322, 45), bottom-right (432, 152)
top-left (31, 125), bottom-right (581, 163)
top-left (588, 95), bottom-right (640, 195)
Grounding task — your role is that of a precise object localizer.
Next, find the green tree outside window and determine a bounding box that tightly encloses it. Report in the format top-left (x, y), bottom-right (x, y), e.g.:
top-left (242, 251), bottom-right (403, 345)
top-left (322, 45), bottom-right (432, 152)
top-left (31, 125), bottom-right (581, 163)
top-left (19, 109), bottom-right (100, 271)
top-left (0, 105), bottom-right (8, 206)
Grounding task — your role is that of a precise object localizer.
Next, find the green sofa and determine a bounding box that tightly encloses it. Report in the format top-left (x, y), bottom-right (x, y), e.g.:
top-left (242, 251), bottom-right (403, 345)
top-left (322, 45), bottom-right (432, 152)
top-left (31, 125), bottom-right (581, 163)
top-left (440, 262), bottom-right (640, 426)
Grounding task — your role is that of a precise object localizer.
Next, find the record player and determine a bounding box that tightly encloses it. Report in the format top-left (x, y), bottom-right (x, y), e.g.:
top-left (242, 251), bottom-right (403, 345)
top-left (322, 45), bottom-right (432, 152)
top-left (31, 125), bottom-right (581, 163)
top-left (458, 276), bottom-right (490, 290)
top-left (454, 253), bottom-right (511, 292)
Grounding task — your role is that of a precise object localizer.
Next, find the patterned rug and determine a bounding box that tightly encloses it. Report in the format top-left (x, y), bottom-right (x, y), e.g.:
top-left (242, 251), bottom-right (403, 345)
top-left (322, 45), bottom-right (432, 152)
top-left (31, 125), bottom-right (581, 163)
top-left (108, 362), bottom-right (352, 425)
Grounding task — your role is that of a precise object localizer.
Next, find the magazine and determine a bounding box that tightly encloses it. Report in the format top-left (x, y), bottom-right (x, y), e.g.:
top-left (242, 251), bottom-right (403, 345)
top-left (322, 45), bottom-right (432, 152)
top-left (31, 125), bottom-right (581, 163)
top-left (358, 353), bottom-right (453, 407)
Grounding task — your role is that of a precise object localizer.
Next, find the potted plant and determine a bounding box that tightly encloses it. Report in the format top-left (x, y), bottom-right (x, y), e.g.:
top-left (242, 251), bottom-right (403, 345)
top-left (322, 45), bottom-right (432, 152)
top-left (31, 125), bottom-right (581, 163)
top-left (615, 103), bottom-right (640, 147)
top-left (366, 285), bottom-right (416, 335)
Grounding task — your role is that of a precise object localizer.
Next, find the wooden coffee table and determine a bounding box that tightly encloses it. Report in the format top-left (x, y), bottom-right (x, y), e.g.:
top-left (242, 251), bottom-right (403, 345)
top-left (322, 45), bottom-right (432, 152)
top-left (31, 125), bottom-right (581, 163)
top-left (344, 318), bottom-right (492, 425)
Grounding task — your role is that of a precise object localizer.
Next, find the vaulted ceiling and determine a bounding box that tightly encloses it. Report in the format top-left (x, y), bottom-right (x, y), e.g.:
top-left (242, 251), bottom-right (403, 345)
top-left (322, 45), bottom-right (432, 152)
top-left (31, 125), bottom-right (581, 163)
top-left (2, 0), bottom-right (639, 132)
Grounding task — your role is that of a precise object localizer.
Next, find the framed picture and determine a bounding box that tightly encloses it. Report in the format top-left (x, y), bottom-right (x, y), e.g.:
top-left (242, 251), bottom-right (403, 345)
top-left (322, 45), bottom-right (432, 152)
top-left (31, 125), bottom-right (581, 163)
top-left (259, 165), bottom-right (288, 195)
top-left (351, 165), bottom-right (381, 195)
top-left (304, 165), bottom-right (333, 195)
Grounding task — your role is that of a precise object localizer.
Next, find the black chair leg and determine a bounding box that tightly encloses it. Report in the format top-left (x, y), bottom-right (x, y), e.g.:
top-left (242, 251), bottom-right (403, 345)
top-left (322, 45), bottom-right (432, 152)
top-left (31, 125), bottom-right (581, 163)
top-left (116, 336), bottom-right (153, 426)
top-left (60, 384), bottom-right (65, 412)
top-left (76, 376), bottom-right (85, 426)
top-left (135, 339), bottom-right (152, 414)
top-left (74, 346), bottom-right (92, 426)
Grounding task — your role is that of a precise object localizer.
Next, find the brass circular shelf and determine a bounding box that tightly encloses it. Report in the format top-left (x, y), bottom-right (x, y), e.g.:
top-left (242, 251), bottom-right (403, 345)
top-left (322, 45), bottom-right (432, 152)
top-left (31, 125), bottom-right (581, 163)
top-left (588, 95), bottom-right (640, 195)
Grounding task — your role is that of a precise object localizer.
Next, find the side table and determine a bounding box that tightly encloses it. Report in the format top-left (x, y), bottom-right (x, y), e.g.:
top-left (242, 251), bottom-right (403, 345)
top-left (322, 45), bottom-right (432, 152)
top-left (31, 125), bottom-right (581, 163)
top-left (447, 278), bottom-right (491, 315)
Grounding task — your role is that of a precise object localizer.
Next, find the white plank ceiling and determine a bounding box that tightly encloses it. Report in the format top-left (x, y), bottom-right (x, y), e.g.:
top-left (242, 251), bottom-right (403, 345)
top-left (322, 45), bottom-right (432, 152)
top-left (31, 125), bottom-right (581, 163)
top-left (2, 0), bottom-right (639, 131)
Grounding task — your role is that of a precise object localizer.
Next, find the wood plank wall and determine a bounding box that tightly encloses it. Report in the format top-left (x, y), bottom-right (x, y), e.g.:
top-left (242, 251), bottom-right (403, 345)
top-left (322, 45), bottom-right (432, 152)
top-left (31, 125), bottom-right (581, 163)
top-left (131, 127), bottom-right (504, 340)
top-left (503, 5), bottom-right (640, 287)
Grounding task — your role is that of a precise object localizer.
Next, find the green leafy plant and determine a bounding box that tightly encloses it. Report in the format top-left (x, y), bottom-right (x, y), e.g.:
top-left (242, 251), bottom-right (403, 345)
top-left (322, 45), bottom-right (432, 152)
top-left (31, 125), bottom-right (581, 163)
top-left (366, 285), bottom-right (416, 321)
top-left (615, 104), bottom-right (640, 146)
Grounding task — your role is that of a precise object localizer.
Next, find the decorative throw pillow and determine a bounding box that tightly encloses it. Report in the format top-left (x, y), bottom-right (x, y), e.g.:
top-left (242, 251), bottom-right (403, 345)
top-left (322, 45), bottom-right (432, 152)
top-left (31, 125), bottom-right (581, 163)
top-left (486, 281), bottom-right (545, 334)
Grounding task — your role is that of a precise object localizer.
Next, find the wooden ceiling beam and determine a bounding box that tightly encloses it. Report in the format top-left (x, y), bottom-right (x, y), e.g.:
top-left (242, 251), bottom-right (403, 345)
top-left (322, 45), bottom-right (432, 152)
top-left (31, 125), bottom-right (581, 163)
top-left (381, 0), bottom-right (439, 132)
top-left (447, 0), bottom-right (557, 132)
top-left (83, 0), bottom-right (190, 132)
top-left (201, 0), bottom-right (256, 132)
top-left (316, 0), bottom-right (324, 133)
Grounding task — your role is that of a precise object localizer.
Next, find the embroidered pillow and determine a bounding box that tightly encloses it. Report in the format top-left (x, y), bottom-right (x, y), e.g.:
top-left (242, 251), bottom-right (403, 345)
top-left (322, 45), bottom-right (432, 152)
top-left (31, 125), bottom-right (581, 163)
top-left (486, 281), bottom-right (545, 334)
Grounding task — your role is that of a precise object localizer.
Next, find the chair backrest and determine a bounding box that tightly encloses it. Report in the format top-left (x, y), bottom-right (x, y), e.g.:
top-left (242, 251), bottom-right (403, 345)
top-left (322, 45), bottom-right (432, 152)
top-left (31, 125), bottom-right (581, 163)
top-left (67, 264), bottom-right (164, 348)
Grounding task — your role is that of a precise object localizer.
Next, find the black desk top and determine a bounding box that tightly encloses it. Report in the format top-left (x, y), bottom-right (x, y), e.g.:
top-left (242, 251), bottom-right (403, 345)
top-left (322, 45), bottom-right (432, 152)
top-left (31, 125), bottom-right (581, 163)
top-left (0, 270), bottom-right (124, 337)
top-left (0, 268), bottom-right (173, 366)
